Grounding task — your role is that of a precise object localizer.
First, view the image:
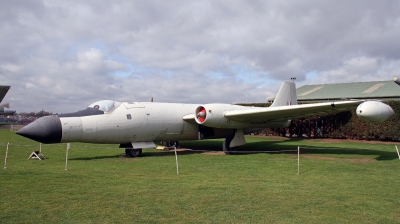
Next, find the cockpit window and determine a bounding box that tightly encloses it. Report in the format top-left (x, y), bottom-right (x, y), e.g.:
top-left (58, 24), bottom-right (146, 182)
top-left (88, 100), bottom-right (121, 112)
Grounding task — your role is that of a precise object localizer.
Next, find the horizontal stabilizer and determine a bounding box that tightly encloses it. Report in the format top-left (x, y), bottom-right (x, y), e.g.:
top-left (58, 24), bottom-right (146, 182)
top-left (0, 86), bottom-right (11, 103)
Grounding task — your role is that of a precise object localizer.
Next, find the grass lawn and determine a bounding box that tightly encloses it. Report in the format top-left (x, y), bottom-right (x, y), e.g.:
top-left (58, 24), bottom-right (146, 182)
top-left (1, 129), bottom-right (400, 223)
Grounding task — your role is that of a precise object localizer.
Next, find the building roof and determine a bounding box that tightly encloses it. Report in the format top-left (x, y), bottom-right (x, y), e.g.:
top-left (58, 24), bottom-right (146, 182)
top-left (269, 80), bottom-right (400, 103)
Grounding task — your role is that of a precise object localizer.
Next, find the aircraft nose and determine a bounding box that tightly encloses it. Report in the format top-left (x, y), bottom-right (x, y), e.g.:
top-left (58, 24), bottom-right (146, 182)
top-left (16, 115), bottom-right (62, 143)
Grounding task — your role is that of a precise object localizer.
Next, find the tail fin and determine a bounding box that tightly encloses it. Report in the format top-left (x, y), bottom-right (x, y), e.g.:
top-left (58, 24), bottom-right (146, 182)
top-left (270, 80), bottom-right (298, 107)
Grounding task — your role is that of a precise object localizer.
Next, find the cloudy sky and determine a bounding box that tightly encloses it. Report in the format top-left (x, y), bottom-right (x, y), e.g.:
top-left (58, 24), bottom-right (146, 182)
top-left (1, 0), bottom-right (400, 113)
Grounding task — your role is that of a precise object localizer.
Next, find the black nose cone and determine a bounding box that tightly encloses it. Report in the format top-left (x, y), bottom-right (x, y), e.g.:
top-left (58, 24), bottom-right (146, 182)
top-left (16, 115), bottom-right (62, 144)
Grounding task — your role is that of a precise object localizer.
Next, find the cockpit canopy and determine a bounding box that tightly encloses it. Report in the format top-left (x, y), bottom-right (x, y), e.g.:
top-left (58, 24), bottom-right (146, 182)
top-left (58, 100), bottom-right (121, 118)
top-left (88, 100), bottom-right (121, 112)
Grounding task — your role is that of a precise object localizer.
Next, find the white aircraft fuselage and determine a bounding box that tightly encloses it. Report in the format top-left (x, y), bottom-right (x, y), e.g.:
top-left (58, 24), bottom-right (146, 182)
top-left (62, 102), bottom-right (204, 144)
top-left (21, 101), bottom-right (290, 145)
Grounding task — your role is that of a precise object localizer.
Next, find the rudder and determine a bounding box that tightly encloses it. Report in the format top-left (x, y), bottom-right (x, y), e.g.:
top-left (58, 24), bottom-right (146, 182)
top-left (270, 80), bottom-right (298, 107)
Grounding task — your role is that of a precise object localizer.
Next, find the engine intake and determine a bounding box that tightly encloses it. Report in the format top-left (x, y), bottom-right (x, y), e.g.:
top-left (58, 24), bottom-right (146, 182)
top-left (194, 104), bottom-right (229, 128)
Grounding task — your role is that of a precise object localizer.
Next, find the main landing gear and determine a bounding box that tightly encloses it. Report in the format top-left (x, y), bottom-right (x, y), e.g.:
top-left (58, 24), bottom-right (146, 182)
top-left (222, 136), bottom-right (239, 155)
top-left (125, 148), bottom-right (142, 157)
top-left (162, 141), bottom-right (179, 148)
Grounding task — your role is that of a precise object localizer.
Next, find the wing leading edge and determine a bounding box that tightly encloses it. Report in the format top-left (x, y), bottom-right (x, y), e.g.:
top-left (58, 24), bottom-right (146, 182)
top-left (224, 100), bottom-right (364, 123)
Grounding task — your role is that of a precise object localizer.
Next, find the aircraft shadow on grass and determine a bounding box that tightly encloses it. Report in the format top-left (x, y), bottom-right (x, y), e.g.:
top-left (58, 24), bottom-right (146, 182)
top-left (177, 138), bottom-right (398, 161)
top-left (70, 138), bottom-right (398, 161)
top-left (70, 155), bottom-right (121, 161)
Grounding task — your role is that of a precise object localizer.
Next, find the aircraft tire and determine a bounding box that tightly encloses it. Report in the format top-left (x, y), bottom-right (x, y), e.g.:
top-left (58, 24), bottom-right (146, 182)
top-left (222, 137), bottom-right (238, 155)
top-left (162, 141), bottom-right (179, 148)
top-left (125, 148), bottom-right (142, 157)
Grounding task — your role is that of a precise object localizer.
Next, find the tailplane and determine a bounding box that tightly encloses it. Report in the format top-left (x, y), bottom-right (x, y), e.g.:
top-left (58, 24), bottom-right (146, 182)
top-left (270, 80), bottom-right (298, 107)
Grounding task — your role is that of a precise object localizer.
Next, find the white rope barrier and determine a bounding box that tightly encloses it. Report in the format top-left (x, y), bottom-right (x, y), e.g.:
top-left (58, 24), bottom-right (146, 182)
top-left (0, 142), bottom-right (117, 148)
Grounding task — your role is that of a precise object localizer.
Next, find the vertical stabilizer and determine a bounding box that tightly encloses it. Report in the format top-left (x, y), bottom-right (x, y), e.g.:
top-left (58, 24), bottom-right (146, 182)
top-left (270, 80), bottom-right (298, 107)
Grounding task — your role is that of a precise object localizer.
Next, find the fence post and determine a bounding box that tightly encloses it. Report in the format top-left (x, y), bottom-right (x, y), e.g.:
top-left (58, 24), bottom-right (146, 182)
top-left (297, 146), bottom-right (300, 175)
top-left (174, 147), bottom-right (179, 175)
top-left (65, 143), bottom-right (70, 171)
top-left (4, 142), bottom-right (9, 169)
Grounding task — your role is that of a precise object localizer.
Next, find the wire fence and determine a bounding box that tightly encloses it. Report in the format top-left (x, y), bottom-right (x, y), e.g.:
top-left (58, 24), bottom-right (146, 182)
top-left (3, 142), bottom-right (399, 174)
top-left (0, 142), bottom-right (120, 150)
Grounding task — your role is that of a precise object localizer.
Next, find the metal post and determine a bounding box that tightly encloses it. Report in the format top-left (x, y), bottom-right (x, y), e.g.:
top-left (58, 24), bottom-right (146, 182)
top-left (4, 142), bottom-right (9, 169)
top-left (65, 143), bottom-right (70, 171)
top-left (297, 146), bottom-right (300, 175)
top-left (174, 147), bottom-right (179, 175)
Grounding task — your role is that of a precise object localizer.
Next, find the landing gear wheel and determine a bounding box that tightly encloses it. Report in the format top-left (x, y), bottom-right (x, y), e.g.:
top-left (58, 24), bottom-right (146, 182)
top-left (223, 137), bottom-right (239, 155)
top-left (162, 141), bottom-right (179, 148)
top-left (125, 148), bottom-right (142, 157)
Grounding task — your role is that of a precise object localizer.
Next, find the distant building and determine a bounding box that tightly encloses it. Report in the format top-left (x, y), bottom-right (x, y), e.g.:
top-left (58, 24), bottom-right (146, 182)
top-left (269, 80), bottom-right (400, 103)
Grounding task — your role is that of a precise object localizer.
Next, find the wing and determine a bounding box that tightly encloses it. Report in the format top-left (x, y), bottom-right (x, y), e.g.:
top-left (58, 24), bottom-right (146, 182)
top-left (182, 80), bottom-right (393, 127)
top-left (0, 86), bottom-right (11, 103)
top-left (224, 100), bottom-right (364, 123)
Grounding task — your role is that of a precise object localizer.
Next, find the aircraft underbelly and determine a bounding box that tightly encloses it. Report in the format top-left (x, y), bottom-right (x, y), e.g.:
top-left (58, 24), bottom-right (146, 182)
top-left (141, 107), bottom-right (183, 141)
top-left (160, 122), bottom-right (198, 141)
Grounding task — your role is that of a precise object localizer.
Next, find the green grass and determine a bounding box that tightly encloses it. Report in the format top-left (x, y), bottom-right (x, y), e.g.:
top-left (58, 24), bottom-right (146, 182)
top-left (1, 130), bottom-right (400, 223)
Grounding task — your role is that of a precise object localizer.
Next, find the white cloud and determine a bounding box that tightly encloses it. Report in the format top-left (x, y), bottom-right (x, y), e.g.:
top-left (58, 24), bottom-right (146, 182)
top-left (24, 83), bottom-right (34, 89)
top-left (1, 64), bottom-right (21, 73)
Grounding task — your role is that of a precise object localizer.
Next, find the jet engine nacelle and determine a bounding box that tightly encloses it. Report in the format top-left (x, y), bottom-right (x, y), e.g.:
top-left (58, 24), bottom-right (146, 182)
top-left (194, 104), bottom-right (293, 129)
top-left (356, 101), bottom-right (394, 123)
top-left (194, 104), bottom-right (245, 129)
